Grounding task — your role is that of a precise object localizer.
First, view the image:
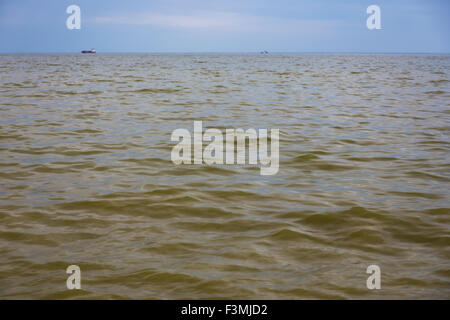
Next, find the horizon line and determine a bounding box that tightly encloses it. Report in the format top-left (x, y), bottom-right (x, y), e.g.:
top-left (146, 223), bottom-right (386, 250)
top-left (1, 51), bottom-right (450, 55)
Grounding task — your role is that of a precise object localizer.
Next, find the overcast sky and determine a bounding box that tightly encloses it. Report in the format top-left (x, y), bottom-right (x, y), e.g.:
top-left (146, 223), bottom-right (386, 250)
top-left (0, 0), bottom-right (449, 53)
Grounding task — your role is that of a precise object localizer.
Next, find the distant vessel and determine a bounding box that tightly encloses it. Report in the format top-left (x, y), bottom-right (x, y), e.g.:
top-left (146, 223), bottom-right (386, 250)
top-left (81, 49), bottom-right (96, 54)
top-left (260, 50), bottom-right (269, 54)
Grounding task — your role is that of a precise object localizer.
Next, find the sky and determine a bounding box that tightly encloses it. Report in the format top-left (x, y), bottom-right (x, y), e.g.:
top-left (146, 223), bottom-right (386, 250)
top-left (0, 0), bottom-right (449, 53)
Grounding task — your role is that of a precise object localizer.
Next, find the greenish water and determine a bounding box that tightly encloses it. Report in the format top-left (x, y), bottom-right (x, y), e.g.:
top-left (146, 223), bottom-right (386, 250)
top-left (0, 53), bottom-right (449, 299)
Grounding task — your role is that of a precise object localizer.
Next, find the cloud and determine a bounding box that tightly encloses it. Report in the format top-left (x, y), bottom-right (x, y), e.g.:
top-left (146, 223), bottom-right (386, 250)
top-left (91, 12), bottom-right (240, 29)
top-left (90, 11), bottom-right (341, 35)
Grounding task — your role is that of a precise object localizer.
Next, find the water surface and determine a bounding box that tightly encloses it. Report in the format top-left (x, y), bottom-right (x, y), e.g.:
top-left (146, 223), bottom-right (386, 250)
top-left (0, 54), bottom-right (449, 299)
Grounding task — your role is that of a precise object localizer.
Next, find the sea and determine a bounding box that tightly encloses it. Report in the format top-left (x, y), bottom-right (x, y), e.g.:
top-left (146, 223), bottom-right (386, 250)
top-left (0, 53), bottom-right (449, 299)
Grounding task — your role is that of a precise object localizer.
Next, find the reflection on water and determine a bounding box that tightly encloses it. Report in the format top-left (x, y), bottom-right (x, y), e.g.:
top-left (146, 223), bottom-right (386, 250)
top-left (0, 54), bottom-right (449, 299)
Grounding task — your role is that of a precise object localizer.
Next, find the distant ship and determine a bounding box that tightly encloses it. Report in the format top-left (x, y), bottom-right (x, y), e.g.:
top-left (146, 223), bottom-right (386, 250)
top-left (81, 49), bottom-right (96, 54)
